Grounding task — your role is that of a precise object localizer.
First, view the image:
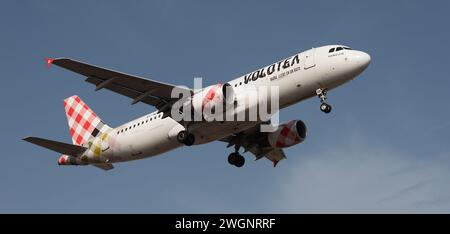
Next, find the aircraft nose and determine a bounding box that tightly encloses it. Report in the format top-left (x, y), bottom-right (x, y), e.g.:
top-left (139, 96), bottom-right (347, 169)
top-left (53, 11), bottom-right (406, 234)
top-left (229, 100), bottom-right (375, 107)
top-left (353, 51), bottom-right (371, 71)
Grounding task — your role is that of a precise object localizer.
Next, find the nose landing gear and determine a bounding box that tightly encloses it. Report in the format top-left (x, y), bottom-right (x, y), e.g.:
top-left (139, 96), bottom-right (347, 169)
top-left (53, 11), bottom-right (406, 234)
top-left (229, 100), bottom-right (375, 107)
top-left (316, 88), bottom-right (332, 114)
top-left (320, 103), bottom-right (332, 113)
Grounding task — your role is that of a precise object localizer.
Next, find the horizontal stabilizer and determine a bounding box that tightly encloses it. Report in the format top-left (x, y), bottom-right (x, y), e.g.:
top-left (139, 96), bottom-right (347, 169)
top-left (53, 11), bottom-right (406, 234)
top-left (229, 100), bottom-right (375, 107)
top-left (23, 136), bottom-right (87, 156)
top-left (93, 163), bottom-right (114, 171)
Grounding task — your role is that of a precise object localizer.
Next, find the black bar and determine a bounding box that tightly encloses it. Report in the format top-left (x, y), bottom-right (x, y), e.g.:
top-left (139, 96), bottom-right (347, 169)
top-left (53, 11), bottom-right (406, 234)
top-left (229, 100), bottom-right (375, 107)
top-left (1, 214), bottom-right (447, 233)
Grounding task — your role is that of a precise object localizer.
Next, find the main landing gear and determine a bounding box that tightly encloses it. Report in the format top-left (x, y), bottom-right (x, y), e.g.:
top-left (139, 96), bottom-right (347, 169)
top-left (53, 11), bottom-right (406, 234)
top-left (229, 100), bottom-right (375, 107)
top-left (177, 130), bottom-right (195, 146)
top-left (228, 145), bottom-right (245, 168)
top-left (316, 88), bottom-right (332, 114)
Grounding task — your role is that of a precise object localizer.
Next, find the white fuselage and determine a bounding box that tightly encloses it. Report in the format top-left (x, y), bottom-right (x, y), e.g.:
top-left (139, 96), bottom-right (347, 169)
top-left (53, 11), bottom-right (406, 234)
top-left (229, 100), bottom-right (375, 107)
top-left (103, 45), bottom-right (371, 163)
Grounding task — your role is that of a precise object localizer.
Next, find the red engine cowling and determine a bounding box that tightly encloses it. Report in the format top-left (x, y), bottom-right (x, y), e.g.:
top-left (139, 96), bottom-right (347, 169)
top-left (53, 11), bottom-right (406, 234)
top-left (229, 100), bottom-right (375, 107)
top-left (191, 83), bottom-right (235, 117)
top-left (267, 120), bottom-right (307, 148)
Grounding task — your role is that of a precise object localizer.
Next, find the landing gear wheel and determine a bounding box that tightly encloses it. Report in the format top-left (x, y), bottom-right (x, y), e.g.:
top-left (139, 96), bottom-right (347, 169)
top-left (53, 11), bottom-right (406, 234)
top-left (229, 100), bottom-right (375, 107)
top-left (234, 155), bottom-right (245, 168)
top-left (317, 88), bottom-right (332, 114)
top-left (185, 133), bottom-right (195, 146)
top-left (227, 153), bottom-right (245, 167)
top-left (228, 153), bottom-right (238, 165)
top-left (177, 130), bottom-right (195, 146)
top-left (320, 103), bottom-right (332, 113)
top-left (177, 131), bottom-right (188, 144)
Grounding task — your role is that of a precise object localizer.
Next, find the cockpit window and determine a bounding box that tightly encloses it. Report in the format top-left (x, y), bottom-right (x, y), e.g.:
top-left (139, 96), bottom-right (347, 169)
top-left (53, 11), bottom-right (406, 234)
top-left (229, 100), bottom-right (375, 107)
top-left (329, 46), bottom-right (352, 53)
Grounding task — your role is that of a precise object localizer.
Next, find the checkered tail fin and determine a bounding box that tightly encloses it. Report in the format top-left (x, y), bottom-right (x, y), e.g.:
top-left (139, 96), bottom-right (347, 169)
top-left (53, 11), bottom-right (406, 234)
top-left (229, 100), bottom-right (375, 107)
top-left (63, 95), bottom-right (111, 146)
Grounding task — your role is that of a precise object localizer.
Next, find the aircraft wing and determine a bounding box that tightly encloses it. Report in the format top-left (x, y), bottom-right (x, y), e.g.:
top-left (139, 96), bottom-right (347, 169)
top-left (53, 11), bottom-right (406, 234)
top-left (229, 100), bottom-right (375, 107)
top-left (51, 58), bottom-right (193, 111)
top-left (220, 123), bottom-right (287, 166)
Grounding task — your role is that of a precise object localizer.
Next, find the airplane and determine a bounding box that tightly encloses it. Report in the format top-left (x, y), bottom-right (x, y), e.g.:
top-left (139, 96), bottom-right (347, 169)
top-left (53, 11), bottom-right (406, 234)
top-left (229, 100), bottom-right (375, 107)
top-left (23, 45), bottom-right (370, 170)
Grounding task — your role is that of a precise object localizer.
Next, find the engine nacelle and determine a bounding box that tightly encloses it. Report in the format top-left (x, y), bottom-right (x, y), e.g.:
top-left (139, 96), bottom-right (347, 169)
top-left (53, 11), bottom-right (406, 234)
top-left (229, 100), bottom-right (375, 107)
top-left (267, 120), bottom-right (307, 148)
top-left (191, 83), bottom-right (235, 118)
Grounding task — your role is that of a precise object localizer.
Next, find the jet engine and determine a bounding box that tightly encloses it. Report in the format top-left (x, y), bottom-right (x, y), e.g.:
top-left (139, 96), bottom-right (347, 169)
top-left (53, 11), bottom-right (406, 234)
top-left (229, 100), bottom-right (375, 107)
top-left (267, 120), bottom-right (307, 148)
top-left (191, 83), bottom-right (235, 118)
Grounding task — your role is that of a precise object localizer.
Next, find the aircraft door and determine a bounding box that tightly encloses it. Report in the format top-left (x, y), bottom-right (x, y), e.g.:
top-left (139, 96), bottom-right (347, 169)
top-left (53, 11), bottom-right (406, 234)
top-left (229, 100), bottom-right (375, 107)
top-left (304, 48), bottom-right (316, 69)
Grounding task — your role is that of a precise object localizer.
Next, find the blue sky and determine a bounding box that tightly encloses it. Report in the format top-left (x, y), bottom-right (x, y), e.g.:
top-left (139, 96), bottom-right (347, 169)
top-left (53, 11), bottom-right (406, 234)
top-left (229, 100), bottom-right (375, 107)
top-left (1, 0), bottom-right (450, 213)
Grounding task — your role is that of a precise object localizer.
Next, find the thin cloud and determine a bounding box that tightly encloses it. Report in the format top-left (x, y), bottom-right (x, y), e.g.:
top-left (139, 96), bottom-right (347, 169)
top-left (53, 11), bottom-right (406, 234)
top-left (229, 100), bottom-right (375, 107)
top-left (273, 134), bottom-right (450, 213)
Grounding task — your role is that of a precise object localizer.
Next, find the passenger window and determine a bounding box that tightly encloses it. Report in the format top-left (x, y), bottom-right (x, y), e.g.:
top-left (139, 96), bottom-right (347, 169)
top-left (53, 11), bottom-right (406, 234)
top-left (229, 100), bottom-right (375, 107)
top-left (329, 48), bottom-right (335, 53)
top-left (336, 47), bottom-right (343, 52)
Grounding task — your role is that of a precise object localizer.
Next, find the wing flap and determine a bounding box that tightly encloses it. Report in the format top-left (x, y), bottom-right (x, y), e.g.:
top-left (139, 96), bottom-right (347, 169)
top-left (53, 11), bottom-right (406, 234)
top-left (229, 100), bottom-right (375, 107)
top-left (220, 122), bottom-right (287, 165)
top-left (85, 76), bottom-right (163, 106)
top-left (264, 148), bottom-right (286, 162)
